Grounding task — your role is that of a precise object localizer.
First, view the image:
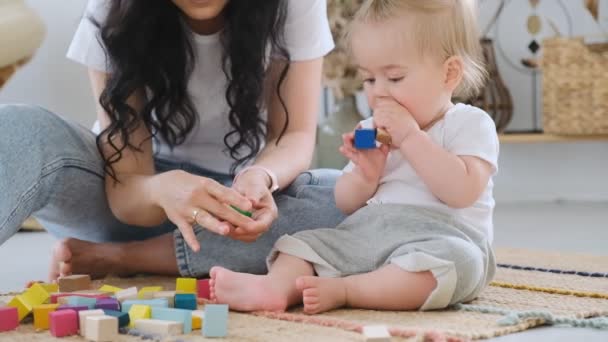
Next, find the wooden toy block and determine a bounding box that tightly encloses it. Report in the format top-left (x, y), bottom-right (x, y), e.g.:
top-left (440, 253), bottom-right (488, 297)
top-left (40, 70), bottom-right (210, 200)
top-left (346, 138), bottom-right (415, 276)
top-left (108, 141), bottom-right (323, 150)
top-left (138, 286), bottom-right (163, 299)
top-left (33, 304), bottom-right (59, 330)
top-left (78, 309), bottom-right (105, 336)
top-left (197, 279), bottom-right (211, 300)
top-left (354, 128), bottom-right (377, 149)
top-left (192, 310), bottom-right (204, 330)
top-left (23, 283), bottom-right (50, 306)
top-left (128, 304), bottom-right (151, 328)
top-left (362, 325), bottom-right (391, 341)
top-left (49, 309), bottom-right (78, 337)
top-left (152, 291), bottom-right (176, 308)
top-left (95, 298), bottom-right (120, 311)
top-left (115, 286), bottom-right (138, 302)
top-left (85, 315), bottom-right (118, 342)
top-left (52, 292), bottom-right (109, 304)
top-left (230, 205), bottom-right (253, 217)
top-left (376, 128), bottom-right (392, 145)
top-left (0, 307), bottom-right (19, 332)
top-left (134, 319), bottom-right (183, 336)
top-left (57, 305), bottom-right (90, 314)
top-left (98, 285), bottom-right (122, 294)
top-left (203, 304), bottom-right (228, 338)
top-left (151, 307), bottom-right (192, 334)
top-left (176, 277), bottom-right (197, 294)
top-left (71, 290), bottom-right (113, 296)
top-left (102, 309), bottom-right (130, 328)
top-left (66, 296), bottom-right (97, 309)
top-left (8, 295), bottom-right (32, 321)
top-left (175, 293), bottom-right (197, 310)
top-left (39, 283), bottom-right (59, 293)
top-left (121, 298), bottom-right (168, 313)
top-left (57, 274), bottom-right (91, 292)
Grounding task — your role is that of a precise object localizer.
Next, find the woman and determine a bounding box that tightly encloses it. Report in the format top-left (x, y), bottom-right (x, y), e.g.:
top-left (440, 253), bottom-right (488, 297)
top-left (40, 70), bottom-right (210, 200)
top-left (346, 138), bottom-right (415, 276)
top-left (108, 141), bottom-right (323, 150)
top-left (0, 0), bottom-right (345, 280)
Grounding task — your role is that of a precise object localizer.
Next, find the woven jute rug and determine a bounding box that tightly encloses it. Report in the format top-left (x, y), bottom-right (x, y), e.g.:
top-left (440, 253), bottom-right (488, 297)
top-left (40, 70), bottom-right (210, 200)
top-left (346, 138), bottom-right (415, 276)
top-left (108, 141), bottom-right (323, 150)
top-left (1, 248), bottom-right (607, 341)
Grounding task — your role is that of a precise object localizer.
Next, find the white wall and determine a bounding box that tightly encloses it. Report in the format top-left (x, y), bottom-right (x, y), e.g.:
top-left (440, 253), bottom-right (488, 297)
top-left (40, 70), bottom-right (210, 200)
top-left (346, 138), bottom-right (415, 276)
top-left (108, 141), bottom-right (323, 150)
top-left (0, 0), bottom-right (96, 127)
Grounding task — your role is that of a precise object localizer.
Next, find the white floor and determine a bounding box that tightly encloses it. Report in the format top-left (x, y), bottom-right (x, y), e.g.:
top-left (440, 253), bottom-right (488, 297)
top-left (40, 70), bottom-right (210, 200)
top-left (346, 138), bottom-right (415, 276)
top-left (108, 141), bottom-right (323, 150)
top-left (0, 202), bottom-right (607, 340)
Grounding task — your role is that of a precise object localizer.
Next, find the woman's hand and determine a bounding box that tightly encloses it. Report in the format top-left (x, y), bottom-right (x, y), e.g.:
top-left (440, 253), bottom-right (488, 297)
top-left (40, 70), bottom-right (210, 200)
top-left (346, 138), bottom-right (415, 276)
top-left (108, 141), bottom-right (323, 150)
top-left (152, 170), bottom-right (255, 252)
top-left (339, 130), bottom-right (390, 185)
top-left (230, 169), bottom-right (279, 242)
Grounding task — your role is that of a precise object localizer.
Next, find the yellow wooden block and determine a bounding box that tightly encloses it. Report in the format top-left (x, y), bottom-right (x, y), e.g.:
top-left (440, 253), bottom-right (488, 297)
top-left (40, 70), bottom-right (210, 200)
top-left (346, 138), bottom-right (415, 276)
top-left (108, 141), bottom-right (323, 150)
top-left (23, 283), bottom-right (51, 305)
top-left (191, 310), bottom-right (204, 330)
top-left (176, 278), bottom-right (197, 294)
top-left (8, 295), bottom-right (33, 321)
top-left (39, 283), bottom-right (59, 294)
top-left (98, 285), bottom-right (123, 294)
top-left (33, 304), bottom-right (59, 330)
top-left (138, 287), bottom-right (163, 299)
top-left (128, 304), bottom-right (151, 327)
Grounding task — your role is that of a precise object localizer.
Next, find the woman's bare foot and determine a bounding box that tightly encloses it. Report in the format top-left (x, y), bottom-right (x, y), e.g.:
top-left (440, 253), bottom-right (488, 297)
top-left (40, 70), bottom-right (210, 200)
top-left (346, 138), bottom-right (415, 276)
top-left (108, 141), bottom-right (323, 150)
top-left (48, 238), bottom-right (127, 281)
top-left (296, 276), bottom-right (347, 314)
top-left (210, 266), bottom-right (289, 312)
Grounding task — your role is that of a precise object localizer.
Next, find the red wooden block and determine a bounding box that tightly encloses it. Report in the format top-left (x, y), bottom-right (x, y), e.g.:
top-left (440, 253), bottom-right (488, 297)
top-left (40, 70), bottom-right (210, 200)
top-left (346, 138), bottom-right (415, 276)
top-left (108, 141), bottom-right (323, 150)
top-left (197, 279), bottom-right (210, 300)
top-left (49, 309), bottom-right (78, 337)
top-left (0, 307), bottom-right (19, 332)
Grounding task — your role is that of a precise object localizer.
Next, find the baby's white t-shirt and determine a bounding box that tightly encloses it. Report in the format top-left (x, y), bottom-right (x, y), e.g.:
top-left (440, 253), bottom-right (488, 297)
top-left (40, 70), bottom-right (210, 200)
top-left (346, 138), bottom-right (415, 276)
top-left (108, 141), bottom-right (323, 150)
top-left (67, 0), bottom-right (334, 174)
top-left (348, 103), bottom-right (500, 241)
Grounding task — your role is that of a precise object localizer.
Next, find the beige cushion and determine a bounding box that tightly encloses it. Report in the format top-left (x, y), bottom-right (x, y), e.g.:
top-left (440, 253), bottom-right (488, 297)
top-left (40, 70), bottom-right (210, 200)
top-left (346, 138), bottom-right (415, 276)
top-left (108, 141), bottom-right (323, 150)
top-left (0, 0), bottom-right (45, 68)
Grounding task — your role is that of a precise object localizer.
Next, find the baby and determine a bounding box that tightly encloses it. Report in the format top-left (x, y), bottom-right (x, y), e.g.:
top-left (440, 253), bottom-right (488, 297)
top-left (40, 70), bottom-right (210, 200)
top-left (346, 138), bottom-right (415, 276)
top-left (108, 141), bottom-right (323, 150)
top-left (210, 0), bottom-right (498, 313)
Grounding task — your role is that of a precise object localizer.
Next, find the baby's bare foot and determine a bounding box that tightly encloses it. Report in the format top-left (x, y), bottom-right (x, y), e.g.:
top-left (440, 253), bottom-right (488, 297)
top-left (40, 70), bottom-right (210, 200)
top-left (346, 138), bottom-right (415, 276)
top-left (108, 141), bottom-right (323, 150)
top-left (48, 238), bottom-right (127, 281)
top-left (210, 266), bottom-right (289, 312)
top-left (296, 276), bottom-right (347, 314)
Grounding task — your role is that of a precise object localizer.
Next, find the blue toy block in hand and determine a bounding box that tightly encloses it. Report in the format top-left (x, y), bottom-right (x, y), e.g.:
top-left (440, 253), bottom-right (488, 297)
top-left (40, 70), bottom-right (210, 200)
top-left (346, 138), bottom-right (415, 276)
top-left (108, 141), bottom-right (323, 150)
top-left (354, 129), bottom-right (377, 149)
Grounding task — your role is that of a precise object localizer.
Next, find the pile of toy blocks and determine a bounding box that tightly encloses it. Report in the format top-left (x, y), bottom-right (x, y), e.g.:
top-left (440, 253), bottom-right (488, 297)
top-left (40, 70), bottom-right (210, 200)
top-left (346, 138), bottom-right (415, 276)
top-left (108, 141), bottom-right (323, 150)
top-left (0, 275), bottom-right (229, 340)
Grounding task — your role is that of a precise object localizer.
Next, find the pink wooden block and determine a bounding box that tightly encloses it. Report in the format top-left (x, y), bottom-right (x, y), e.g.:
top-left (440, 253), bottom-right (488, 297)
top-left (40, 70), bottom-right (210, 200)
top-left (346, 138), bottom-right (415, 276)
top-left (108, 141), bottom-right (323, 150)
top-left (197, 279), bottom-right (210, 300)
top-left (49, 309), bottom-right (78, 337)
top-left (0, 307), bottom-right (19, 332)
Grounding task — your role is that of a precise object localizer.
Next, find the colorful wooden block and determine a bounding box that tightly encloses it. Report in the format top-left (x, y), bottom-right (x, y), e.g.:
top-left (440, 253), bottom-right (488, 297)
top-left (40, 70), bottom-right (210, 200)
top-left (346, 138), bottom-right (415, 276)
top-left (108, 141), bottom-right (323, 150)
top-left (115, 287), bottom-right (138, 302)
top-left (354, 128), bottom-right (377, 149)
top-left (362, 325), bottom-right (391, 341)
top-left (85, 315), bottom-right (118, 342)
top-left (0, 307), bottom-right (19, 332)
top-left (33, 304), bottom-right (59, 330)
top-left (49, 309), bottom-right (78, 337)
top-left (151, 307), bottom-right (192, 334)
top-left (135, 319), bottom-right (183, 336)
top-left (152, 291), bottom-right (176, 308)
top-left (52, 292), bottom-right (109, 304)
top-left (138, 286), bottom-right (163, 299)
top-left (8, 295), bottom-right (32, 321)
top-left (66, 296), bottom-right (97, 309)
top-left (57, 305), bottom-right (90, 315)
top-left (95, 298), bottom-right (120, 311)
top-left (128, 304), bottom-right (151, 328)
top-left (174, 293), bottom-right (197, 310)
top-left (98, 285), bottom-right (122, 294)
top-left (203, 304), bottom-right (228, 338)
top-left (176, 278), bottom-right (197, 294)
top-left (230, 205), bottom-right (253, 217)
top-left (102, 309), bottom-right (130, 328)
top-left (121, 298), bottom-right (168, 313)
top-left (197, 279), bottom-right (211, 300)
top-left (78, 309), bottom-right (105, 336)
top-left (39, 283), bottom-right (59, 293)
top-left (57, 275), bottom-right (91, 292)
top-left (192, 310), bottom-right (204, 330)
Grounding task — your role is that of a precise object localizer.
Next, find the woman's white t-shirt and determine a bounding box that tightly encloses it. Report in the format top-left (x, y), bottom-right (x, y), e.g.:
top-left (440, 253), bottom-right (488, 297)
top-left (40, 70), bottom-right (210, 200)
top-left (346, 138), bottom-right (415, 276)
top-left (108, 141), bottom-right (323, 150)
top-left (67, 0), bottom-right (334, 174)
top-left (348, 104), bottom-right (500, 242)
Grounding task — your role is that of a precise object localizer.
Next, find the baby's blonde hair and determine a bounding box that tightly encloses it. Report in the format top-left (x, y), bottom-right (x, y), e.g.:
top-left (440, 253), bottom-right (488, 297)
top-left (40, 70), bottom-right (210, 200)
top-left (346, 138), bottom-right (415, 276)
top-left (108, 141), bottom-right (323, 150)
top-left (350, 0), bottom-right (486, 99)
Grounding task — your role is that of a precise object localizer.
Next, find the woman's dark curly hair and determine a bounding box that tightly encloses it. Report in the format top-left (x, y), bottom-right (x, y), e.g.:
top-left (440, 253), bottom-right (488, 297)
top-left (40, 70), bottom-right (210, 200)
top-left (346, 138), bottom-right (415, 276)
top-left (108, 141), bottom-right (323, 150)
top-left (93, 0), bottom-right (290, 179)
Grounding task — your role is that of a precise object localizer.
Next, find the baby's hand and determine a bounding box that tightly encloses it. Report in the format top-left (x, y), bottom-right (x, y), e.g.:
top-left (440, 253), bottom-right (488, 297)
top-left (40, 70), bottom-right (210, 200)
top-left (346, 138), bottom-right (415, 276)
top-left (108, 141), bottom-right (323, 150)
top-left (339, 131), bottom-right (389, 184)
top-left (373, 98), bottom-right (420, 147)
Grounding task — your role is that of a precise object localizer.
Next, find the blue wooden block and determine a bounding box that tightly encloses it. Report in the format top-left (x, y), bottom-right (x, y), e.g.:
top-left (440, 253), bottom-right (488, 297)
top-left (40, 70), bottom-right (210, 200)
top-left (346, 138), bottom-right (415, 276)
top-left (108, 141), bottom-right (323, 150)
top-left (354, 129), bottom-right (377, 149)
top-left (121, 298), bottom-right (168, 313)
top-left (203, 304), bottom-right (228, 338)
top-left (174, 293), bottom-right (197, 311)
top-left (151, 307), bottom-right (192, 334)
top-left (66, 296), bottom-right (97, 309)
top-left (102, 309), bottom-right (130, 328)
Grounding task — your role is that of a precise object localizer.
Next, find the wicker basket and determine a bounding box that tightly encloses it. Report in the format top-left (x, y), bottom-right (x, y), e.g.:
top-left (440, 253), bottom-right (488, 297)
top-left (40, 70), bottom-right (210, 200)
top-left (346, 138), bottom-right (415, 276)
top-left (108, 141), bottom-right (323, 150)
top-left (542, 37), bottom-right (608, 135)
